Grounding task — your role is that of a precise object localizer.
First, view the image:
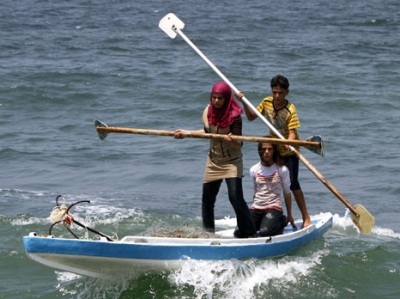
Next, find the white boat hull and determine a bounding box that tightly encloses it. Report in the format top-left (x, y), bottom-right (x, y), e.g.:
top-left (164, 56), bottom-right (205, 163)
top-left (23, 213), bottom-right (333, 278)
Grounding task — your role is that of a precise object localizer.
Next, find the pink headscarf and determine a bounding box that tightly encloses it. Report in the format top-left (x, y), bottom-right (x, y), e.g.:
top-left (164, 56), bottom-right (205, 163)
top-left (207, 82), bottom-right (243, 128)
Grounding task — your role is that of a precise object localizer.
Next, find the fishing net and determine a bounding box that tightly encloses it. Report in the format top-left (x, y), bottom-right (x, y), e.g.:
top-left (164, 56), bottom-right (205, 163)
top-left (143, 224), bottom-right (227, 239)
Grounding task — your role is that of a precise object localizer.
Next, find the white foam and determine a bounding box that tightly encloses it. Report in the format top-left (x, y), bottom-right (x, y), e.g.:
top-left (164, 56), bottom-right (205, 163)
top-left (56, 271), bottom-right (81, 282)
top-left (370, 226), bottom-right (400, 238)
top-left (331, 210), bottom-right (400, 238)
top-left (169, 250), bottom-right (329, 299)
top-left (215, 215), bottom-right (237, 228)
top-left (11, 216), bottom-right (49, 226)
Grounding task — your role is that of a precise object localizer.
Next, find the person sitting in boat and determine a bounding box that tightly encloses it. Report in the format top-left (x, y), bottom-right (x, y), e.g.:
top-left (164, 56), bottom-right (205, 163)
top-left (249, 141), bottom-right (297, 237)
top-left (174, 82), bottom-right (256, 238)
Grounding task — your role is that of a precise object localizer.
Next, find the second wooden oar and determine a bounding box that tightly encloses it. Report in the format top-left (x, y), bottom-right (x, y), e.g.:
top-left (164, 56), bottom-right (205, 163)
top-left (94, 119), bottom-right (323, 153)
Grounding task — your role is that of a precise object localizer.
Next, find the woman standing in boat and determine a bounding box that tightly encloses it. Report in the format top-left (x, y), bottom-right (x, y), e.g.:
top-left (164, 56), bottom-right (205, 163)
top-left (174, 82), bottom-right (256, 238)
top-left (249, 141), bottom-right (297, 236)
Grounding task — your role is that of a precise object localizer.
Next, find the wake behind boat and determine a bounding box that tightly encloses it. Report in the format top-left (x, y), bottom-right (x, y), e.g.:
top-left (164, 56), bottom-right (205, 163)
top-left (23, 196), bottom-right (333, 279)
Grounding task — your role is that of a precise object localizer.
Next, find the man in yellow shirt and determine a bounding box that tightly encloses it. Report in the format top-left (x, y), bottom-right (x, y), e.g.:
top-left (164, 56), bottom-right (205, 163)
top-left (235, 75), bottom-right (311, 228)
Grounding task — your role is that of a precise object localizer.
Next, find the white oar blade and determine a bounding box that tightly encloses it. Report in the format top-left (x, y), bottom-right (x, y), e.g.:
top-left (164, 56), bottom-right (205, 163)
top-left (159, 13), bottom-right (185, 39)
top-left (94, 119), bottom-right (108, 140)
top-left (351, 204), bottom-right (375, 234)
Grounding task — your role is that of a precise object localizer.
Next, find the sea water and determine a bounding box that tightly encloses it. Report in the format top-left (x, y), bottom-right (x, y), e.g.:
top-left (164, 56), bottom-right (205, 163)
top-left (1, 0), bottom-right (400, 298)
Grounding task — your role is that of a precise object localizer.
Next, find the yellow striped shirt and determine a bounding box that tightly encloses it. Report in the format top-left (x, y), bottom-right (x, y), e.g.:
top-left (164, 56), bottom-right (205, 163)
top-left (256, 96), bottom-right (300, 156)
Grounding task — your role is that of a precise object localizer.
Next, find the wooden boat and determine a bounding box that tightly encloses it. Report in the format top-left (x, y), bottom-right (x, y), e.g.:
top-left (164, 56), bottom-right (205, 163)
top-left (22, 197), bottom-right (333, 278)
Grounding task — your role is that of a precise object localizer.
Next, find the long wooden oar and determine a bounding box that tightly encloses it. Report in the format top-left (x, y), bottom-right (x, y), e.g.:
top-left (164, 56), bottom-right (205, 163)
top-left (159, 13), bottom-right (375, 233)
top-left (94, 119), bottom-right (322, 151)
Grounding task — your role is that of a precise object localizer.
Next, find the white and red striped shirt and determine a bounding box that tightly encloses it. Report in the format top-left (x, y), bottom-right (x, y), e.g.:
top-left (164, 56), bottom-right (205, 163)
top-left (249, 162), bottom-right (291, 211)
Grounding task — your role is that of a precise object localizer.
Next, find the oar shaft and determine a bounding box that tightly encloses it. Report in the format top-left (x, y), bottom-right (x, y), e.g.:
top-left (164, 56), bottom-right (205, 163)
top-left (96, 126), bottom-right (321, 149)
top-left (294, 149), bottom-right (359, 216)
